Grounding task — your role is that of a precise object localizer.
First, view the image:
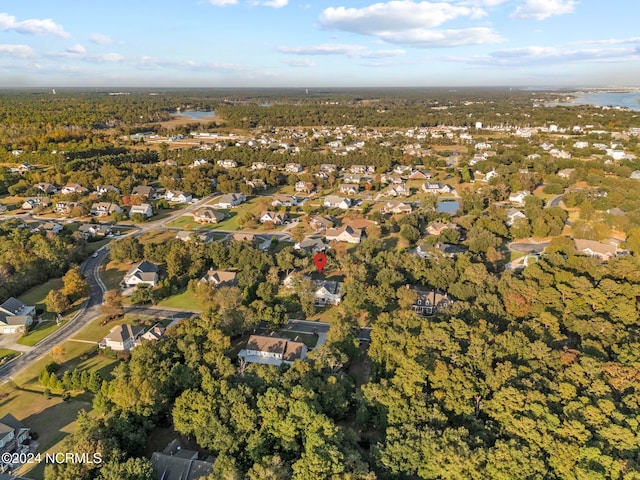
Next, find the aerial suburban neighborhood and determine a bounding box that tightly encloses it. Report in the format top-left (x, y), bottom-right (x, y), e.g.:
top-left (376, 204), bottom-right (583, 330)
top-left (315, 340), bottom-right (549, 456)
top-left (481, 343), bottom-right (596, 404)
top-left (0, 87), bottom-right (639, 479)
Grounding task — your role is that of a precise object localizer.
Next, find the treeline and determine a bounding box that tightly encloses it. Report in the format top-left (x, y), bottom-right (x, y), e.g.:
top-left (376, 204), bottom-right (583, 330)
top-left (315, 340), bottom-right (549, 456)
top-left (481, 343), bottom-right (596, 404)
top-left (0, 221), bottom-right (88, 300)
top-left (39, 362), bottom-right (103, 393)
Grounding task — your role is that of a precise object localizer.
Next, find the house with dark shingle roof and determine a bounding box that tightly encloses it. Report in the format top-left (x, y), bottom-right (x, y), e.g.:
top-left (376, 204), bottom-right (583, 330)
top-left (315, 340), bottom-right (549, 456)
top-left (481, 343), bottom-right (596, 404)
top-left (121, 260), bottom-right (159, 288)
top-left (99, 324), bottom-right (145, 351)
top-left (0, 298), bottom-right (35, 334)
top-left (0, 414), bottom-right (31, 471)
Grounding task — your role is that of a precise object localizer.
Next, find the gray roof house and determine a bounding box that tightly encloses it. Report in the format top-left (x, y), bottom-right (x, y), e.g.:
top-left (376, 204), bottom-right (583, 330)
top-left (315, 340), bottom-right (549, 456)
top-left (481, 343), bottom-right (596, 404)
top-left (122, 261), bottom-right (159, 288)
top-left (0, 298), bottom-right (35, 334)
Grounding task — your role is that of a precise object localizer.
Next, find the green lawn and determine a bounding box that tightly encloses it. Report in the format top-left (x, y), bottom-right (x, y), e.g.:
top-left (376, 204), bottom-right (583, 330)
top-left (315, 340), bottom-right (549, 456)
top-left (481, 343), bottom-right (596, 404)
top-left (18, 278), bottom-right (64, 306)
top-left (17, 320), bottom-right (58, 346)
top-left (138, 229), bottom-right (177, 245)
top-left (157, 289), bottom-right (205, 311)
top-left (0, 348), bottom-right (19, 362)
top-left (101, 261), bottom-right (131, 291)
top-left (72, 314), bottom-right (157, 343)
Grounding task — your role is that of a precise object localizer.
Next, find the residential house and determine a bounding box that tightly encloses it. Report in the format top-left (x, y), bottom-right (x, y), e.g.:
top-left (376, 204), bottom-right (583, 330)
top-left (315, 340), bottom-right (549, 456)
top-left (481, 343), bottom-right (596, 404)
top-left (165, 190), bottom-right (193, 204)
top-left (122, 261), bottom-right (159, 288)
top-left (342, 173), bottom-right (362, 184)
top-left (504, 208), bottom-right (526, 226)
top-left (380, 174), bottom-right (403, 184)
top-left (151, 440), bottom-right (214, 480)
top-left (393, 165), bottom-right (412, 175)
top-left (131, 185), bottom-right (156, 199)
top-left (191, 158), bottom-right (209, 168)
top-left (271, 194), bottom-right (297, 207)
top-left (323, 195), bottom-right (351, 210)
top-left (294, 181), bottom-right (314, 193)
top-left (382, 201), bottom-right (412, 215)
top-left (99, 324), bottom-right (144, 351)
top-left (200, 269), bottom-right (238, 287)
top-left (95, 185), bottom-right (120, 195)
top-left (60, 183), bottom-right (88, 195)
top-left (574, 239), bottom-right (618, 262)
top-left (508, 191), bottom-right (530, 204)
top-left (175, 231), bottom-right (217, 243)
top-left (55, 201), bottom-right (82, 215)
top-left (294, 236), bottom-right (327, 253)
top-left (217, 159), bottom-right (238, 168)
top-left (338, 184), bottom-right (360, 195)
top-left (309, 215), bottom-right (335, 231)
top-left (385, 184), bottom-right (410, 197)
top-left (246, 178), bottom-right (266, 190)
top-left (78, 223), bottom-right (111, 238)
top-left (482, 170), bottom-right (498, 182)
top-left (231, 232), bottom-right (258, 245)
top-left (138, 323), bottom-right (165, 343)
top-left (285, 163), bottom-right (303, 173)
top-left (238, 334), bottom-right (307, 366)
top-left (630, 170), bottom-right (640, 180)
top-left (214, 193), bottom-right (245, 209)
top-left (315, 280), bottom-right (343, 306)
top-left (0, 298), bottom-right (35, 334)
top-left (33, 222), bottom-right (64, 235)
top-left (21, 197), bottom-right (50, 210)
top-left (422, 182), bottom-right (453, 194)
top-left (90, 202), bottom-right (122, 217)
top-left (349, 165), bottom-right (374, 174)
top-left (251, 162), bottom-right (268, 170)
top-left (260, 211), bottom-right (288, 225)
top-left (34, 182), bottom-right (57, 194)
top-left (426, 222), bottom-right (459, 236)
top-left (129, 203), bottom-right (153, 218)
top-left (408, 170), bottom-right (433, 180)
top-left (325, 225), bottom-right (363, 244)
top-left (557, 168), bottom-right (576, 179)
top-left (409, 287), bottom-right (453, 316)
top-left (193, 207), bottom-right (225, 224)
top-left (320, 163), bottom-right (337, 173)
top-left (0, 414), bottom-right (31, 472)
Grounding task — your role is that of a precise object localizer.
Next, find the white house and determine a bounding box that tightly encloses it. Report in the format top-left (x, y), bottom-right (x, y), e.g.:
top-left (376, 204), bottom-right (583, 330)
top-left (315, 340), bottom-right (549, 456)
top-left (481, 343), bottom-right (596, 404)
top-left (217, 159), bottom-right (238, 168)
top-left (214, 193), bottom-right (246, 209)
top-left (238, 335), bottom-right (307, 366)
top-left (422, 182), bottom-right (453, 195)
top-left (0, 297), bottom-right (35, 334)
top-left (129, 204), bottom-right (153, 218)
top-left (90, 202), bottom-right (122, 217)
top-left (325, 225), bottom-right (362, 244)
top-left (271, 195), bottom-right (297, 207)
top-left (323, 195), bottom-right (351, 209)
top-left (260, 211), bottom-right (288, 225)
top-left (165, 190), bottom-right (193, 204)
top-left (315, 280), bottom-right (343, 306)
top-left (122, 260), bottom-right (159, 288)
top-left (99, 324), bottom-right (145, 351)
top-left (285, 163), bottom-right (303, 173)
top-left (508, 191), bottom-right (530, 204)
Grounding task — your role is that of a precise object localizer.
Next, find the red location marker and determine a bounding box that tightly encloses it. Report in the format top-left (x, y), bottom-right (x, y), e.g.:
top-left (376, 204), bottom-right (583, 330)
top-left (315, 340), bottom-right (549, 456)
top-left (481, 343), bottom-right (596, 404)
top-left (313, 253), bottom-right (327, 273)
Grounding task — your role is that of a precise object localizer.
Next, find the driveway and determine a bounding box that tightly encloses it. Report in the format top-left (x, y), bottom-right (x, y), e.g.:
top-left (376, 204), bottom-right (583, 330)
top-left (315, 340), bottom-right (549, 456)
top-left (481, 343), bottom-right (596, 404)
top-left (0, 333), bottom-right (33, 353)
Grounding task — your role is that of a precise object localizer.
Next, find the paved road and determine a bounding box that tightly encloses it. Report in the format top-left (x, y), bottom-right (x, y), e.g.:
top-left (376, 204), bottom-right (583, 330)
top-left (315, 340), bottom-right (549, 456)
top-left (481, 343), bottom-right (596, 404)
top-left (0, 247), bottom-right (110, 384)
top-left (546, 194), bottom-right (564, 208)
top-left (508, 241), bottom-right (549, 254)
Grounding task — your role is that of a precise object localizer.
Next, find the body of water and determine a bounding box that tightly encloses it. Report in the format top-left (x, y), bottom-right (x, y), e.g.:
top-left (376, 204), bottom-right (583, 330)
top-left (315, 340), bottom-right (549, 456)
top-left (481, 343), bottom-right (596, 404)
top-left (173, 110), bottom-right (215, 119)
top-left (436, 201), bottom-right (460, 214)
top-left (558, 91), bottom-right (640, 111)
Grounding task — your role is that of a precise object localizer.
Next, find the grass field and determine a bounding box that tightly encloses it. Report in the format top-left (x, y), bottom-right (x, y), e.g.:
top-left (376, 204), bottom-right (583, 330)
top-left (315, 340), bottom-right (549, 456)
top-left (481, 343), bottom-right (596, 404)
top-left (17, 320), bottom-right (58, 346)
top-left (101, 261), bottom-right (130, 291)
top-left (0, 348), bottom-right (19, 362)
top-left (18, 278), bottom-right (64, 307)
top-left (157, 289), bottom-right (205, 311)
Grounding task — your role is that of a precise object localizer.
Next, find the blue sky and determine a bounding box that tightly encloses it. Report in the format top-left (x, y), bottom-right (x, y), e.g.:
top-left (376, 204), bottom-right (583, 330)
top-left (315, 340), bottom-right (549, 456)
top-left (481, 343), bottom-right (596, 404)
top-left (0, 1), bottom-right (639, 88)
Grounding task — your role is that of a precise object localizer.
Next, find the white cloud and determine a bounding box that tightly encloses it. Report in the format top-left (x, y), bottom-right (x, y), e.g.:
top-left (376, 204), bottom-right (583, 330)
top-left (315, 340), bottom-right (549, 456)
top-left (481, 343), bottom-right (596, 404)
top-left (377, 27), bottom-right (503, 46)
top-left (0, 44), bottom-right (34, 58)
top-left (571, 37), bottom-right (640, 46)
top-left (284, 58), bottom-right (316, 67)
top-left (89, 33), bottom-right (115, 45)
top-left (207, 0), bottom-right (238, 5)
top-left (0, 12), bottom-right (70, 38)
top-left (66, 44), bottom-right (86, 54)
top-left (317, 2), bottom-right (501, 47)
top-left (453, 45), bottom-right (638, 66)
top-left (510, 0), bottom-right (576, 20)
top-left (89, 53), bottom-right (125, 63)
top-left (257, 0), bottom-right (289, 7)
top-left (319, 1), bottom-right (486, 33)
top-left (278, 44), bottom-right (405, 58)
